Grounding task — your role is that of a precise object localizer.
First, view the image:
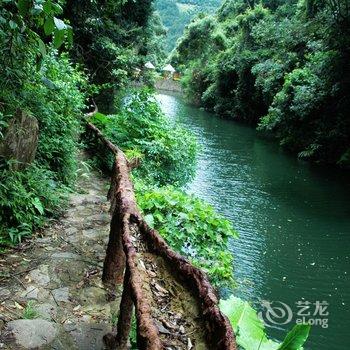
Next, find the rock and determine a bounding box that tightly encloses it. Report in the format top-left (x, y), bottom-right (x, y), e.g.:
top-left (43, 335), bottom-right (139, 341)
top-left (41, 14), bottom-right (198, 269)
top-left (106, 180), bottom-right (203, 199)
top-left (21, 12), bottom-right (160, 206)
top-left (34, 303), bottom-right (57, 320)
top-left (52, 287), bottom-right (69, 303)
top-left (66, 227), bottom-right (78, 235)
top-left (65, 323), bottom-right (111, 350)
top-left (77, 287), bottom-right (106, 306)
top-left (5, 319), bottom-right (57, 349)
top-left (28, 265), bottom-right (50, 286)
top-left (69, 194), bottom-right (86, 206)
top-left (51, 252), bottom-right (79, 260)
top-left (20, 286), bottom-right (39, 300)
top-left (37, 288), bottom-right (50, 302)
top-left (81, 229), bottom-right (101, 239)
top-left (90, 213), bottom-right (110, 224)
top-left (65, 234), bottom-right (79, 243)
top-left (36, 237), bottom-right (51, 244)
top-left (0, 287), bottom-right (11, 300)
top-left (0, 109), bottom-right (39, 171)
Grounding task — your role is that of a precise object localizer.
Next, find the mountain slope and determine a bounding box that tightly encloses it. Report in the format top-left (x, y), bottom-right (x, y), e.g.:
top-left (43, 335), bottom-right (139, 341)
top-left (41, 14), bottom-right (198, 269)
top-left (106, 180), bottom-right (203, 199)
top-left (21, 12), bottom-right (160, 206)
top-left (155, 0), bottom-right (222, 52)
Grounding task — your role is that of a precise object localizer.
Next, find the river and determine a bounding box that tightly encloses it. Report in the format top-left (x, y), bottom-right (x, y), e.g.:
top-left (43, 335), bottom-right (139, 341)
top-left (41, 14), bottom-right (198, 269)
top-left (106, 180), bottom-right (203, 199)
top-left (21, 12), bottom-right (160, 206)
top-left (156, 92), bottom-right (350, 350)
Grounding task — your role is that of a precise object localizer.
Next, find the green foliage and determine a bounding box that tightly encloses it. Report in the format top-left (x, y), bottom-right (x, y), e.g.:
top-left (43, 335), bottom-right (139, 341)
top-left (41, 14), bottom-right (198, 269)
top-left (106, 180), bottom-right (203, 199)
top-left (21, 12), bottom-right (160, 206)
top-left (0, 0), bottom-right (72, 89)
top-left (155, 0), bottom-right (222, 52)
top-left (23, 51), bottom-right (87, 184)
top-left (89, 89), bottom-right (197, 186)
top-left (0, 49), bottom-right (87, 245)
top-left (278, 324), bottom-right (311, 350)
top-left (129, 315), bottom-right (137, 349)
top-left (135, 183), bottom-right (238, 286)
top-left (173, 0), bottom-right (350, 166)
top-left (220, 296), bottom-right (311, 350)
top-left (64, 0), bottom-right (165, 112)
top-left (23, 301), bottom-right (39, 320)
top-left (220, 296), bottom-right (279, 350)
top-left (0, 163), bottom-right (66, 245)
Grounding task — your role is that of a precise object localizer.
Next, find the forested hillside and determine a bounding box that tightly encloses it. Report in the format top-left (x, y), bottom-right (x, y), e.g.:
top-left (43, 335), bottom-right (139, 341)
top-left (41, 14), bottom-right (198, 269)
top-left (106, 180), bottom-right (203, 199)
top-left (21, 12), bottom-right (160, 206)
top-left (155, 0), bottom-right (222, 52)
top-left (172, 0), bottom-right (350, 167)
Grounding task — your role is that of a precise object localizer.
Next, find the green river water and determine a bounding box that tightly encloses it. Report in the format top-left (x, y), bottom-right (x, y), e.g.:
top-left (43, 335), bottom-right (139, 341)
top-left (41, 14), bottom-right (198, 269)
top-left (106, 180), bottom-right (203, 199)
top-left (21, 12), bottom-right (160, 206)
top-left (156, 92), bottom-right (350, 350)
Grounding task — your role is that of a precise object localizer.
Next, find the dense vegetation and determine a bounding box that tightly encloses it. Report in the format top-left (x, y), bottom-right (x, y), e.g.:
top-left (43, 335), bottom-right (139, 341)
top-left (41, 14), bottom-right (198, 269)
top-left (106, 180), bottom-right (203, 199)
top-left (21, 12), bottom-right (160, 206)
top-left (0, 0), bottom-right (161, 245)
top-left (0, 1), bottom-right (86, 245)
top-left (136, 184), bottom-right (236, 285)
top-left (172, 0), bottom-right (350, 167)
top-left (155, 0), bottom-right (222, 52)
top-left (89, 89), bottom-right (197, 186)
top-left (65, 0), bottom-right (166, 110)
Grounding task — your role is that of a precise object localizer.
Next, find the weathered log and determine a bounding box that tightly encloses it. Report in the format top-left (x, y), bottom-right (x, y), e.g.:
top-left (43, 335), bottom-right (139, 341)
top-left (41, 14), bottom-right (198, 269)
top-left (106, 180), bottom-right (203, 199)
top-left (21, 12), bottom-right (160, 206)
top-left (0, 109), bottom-right (39, 170)
top-left (115, 265), bottom-right (134, 350)
top-left (102, 200), bottom-right (126, 286)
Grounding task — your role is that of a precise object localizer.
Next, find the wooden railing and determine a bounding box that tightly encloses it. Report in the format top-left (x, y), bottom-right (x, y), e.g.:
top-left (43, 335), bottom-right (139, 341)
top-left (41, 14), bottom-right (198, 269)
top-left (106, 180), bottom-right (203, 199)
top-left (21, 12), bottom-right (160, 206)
top-left (86, 122), bottom-right (237, 350)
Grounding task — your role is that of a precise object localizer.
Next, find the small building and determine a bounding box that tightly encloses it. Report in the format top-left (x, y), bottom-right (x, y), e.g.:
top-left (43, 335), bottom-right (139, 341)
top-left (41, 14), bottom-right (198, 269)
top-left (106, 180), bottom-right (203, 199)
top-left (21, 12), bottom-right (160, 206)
top-left (144, 61), bottom-right (155, 70)
top-left (162, 64), bottom-right (176, 79)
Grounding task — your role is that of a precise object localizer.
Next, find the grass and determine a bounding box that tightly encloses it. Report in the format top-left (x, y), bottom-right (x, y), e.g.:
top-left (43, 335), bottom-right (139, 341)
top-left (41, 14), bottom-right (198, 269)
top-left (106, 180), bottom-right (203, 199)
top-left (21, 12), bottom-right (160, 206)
top-left (23, 301), bottom-right (39, 319)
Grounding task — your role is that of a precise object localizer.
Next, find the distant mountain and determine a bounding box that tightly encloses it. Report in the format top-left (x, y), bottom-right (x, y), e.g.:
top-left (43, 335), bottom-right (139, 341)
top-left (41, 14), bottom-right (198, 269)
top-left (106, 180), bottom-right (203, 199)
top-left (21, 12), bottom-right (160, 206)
top-left (155, 0), bottom-right (222, 53)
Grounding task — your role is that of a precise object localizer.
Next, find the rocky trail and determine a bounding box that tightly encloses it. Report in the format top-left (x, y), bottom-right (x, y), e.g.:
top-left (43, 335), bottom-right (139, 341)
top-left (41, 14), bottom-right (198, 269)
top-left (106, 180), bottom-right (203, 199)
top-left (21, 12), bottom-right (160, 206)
top-left (0, 160), bottom-right (120, 349)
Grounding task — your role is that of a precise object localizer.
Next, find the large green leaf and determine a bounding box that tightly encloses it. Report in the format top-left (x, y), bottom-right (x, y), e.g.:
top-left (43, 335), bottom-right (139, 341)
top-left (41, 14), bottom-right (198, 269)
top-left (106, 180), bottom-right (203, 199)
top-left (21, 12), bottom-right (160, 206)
top-left (278, 325), bottom-right (311, 350)
top-left (53, 28), bottom-right (65, 48)
top-left (220, 296), bottom-right (310, 350)
top-left (220, 296), bottom-right (280, 350)
top-left (44, 17), bottom-right (54, 35)
top-left (32, 197), bottom-right (44, 215)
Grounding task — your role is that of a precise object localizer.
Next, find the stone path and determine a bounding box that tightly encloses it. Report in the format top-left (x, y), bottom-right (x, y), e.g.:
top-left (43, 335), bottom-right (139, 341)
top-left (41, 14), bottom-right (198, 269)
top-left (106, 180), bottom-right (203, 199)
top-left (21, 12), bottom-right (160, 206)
top-left (0, 160), bottom-right (121, 349)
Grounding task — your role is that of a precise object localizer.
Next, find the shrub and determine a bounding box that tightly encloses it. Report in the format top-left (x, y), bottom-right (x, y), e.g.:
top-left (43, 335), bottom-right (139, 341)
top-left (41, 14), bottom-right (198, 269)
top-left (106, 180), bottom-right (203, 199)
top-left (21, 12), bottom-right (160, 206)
top-left (135, 183), bottom-right (238, 286)
top-left (89, 89), bottom-right (197, 186)
top-left (22, 51), bottom-right (87, 185)
top-left (0, 163), bottom-right (66, 246)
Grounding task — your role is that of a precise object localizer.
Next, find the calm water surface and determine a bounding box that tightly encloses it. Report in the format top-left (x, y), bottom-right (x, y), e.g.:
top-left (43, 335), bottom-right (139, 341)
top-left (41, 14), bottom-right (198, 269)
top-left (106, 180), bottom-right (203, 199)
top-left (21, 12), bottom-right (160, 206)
top-left (156, 92), bottom-right (350, 350)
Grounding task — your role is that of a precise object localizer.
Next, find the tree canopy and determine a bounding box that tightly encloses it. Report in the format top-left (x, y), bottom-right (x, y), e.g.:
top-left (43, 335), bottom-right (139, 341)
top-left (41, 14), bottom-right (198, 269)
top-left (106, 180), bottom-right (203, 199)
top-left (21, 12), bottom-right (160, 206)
top-left (172, 0), bottom-right (350, 166)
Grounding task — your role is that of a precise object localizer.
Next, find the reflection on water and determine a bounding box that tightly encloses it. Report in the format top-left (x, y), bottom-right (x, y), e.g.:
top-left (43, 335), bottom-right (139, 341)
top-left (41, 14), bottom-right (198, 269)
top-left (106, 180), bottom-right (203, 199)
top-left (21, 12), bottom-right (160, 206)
top-left (156, 92), bottom-right (350, 350)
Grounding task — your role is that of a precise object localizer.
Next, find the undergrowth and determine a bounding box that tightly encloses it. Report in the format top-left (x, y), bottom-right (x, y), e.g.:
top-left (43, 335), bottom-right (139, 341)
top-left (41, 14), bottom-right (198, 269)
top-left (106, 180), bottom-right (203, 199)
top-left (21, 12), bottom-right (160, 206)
top-left (88, 89), bottom-right (197, 187)
top-left (0, 162), bottom-right (67, 246)
top-left (135, 181), bottom-right (237, 286)
top-left (0, 51), bottom-right (87, 246)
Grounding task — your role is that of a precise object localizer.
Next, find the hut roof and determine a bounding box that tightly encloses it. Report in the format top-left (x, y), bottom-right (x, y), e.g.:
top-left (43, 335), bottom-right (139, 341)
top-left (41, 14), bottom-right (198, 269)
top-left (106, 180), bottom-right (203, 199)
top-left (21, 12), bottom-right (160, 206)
top-left (162, 64), bottom-right (176, 73)
top-left (144, 61), bottom-right (155, 69)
